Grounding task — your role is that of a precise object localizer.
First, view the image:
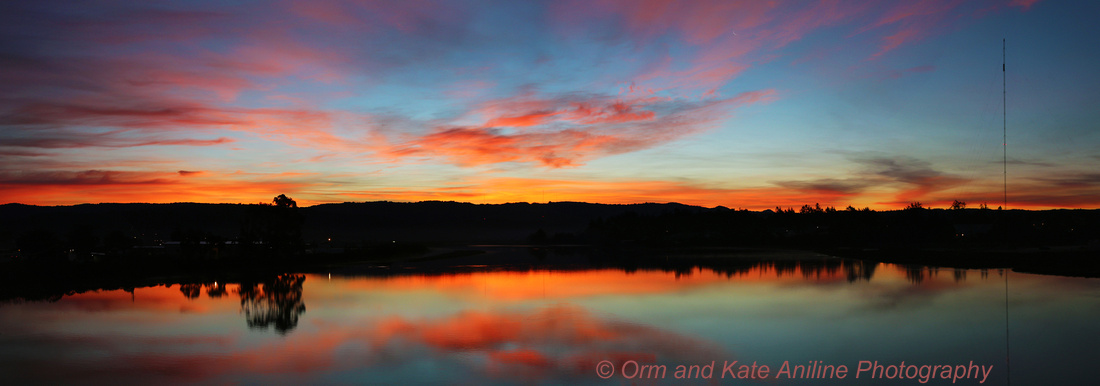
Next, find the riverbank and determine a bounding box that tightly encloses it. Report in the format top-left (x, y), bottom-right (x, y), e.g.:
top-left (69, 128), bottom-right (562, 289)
top-left (823, 245), bottom-right (1100, 278)
top-left (3, 244), bottom-right (1097, 304)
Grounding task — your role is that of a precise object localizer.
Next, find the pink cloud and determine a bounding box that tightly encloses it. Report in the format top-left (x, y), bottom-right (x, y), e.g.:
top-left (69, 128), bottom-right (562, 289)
top-left (0, 95), bottom-right (355, 151)
top-left (285, 0), bottom-right (461, 34)
top-left (865, 0), bottom-right (963, 31)
top-left (3, 134), bottom-right (234, 149)
top-left (858, 0), bottom-right (1039, 59)
top-left (552, 0), bottom-right (868, 96)
top-left (376, 90), bottom-right (775, 168)
top-left (874, 26), bottom-right (926, 58)
top-left (1009, 0), bottom-right (1042, 9)
top-left (565, 0), bottom-right (778, 45)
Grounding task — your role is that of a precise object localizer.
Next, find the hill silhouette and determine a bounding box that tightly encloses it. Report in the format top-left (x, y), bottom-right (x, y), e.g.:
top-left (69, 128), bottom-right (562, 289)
top-left (0, 201), bottom-right (709, 250)
top-left (2, 200), bottom-right (1098, 278)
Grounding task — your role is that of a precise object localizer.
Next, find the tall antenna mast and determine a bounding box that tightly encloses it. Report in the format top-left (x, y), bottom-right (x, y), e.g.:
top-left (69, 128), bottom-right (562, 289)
top-left (1002, 38), bottom-right (1011, 386)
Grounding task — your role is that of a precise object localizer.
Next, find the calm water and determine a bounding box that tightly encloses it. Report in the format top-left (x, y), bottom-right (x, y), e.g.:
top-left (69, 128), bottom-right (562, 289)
top-left (1, 252), bottom-right (1098, 385)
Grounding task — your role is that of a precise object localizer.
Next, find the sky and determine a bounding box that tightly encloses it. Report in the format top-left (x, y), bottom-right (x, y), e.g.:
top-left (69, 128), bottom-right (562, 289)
top-left (1, 0), bottom-right (1097, 209)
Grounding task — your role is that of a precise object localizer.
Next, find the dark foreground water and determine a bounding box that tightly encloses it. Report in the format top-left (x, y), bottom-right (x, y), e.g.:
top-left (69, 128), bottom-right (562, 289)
top-left (1, 251), bottom-right (1098, 385)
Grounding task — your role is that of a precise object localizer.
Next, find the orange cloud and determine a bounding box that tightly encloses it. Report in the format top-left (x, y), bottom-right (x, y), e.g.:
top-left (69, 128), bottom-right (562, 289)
top-left (385, 126), bottom-right (636, 167)
top-left (477, 94), bottom-right (664, 128)
top-left (566, 101), bottom-right (656, 124)
top-left (777, 155), bottom-right (971, 207)
top-left (332, 176), bottom-right (863, 210)
top-left (0, 170), bottom-right (321, 206)
top-left (1, 163), bottom-right (1028, 210)
top-left (485, 111), bottom-right (562, 127)
top-left (916, 172), bottom-right (1100, 209)
top-left (377, 90), bottom-right (774, 168)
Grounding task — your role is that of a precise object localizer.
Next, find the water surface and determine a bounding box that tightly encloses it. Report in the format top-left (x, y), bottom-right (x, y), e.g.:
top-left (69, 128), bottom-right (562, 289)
top-left (1, 253), bottom-right (1097, 384)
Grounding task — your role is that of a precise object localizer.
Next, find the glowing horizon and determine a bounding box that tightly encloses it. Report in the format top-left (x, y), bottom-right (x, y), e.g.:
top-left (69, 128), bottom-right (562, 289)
top-left (2, 0), bottom-right (1097, 210)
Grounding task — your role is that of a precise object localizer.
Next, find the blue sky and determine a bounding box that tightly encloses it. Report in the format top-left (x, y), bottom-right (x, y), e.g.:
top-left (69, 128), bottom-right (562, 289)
top-left (1, 0), bottom-right (1097, 208)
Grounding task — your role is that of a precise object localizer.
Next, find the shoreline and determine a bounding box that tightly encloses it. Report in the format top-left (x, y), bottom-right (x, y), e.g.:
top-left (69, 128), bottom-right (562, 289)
top-left (821, 245), bottom-right (1100, 278)
top-left (2, 244), bottom-right (1096, 304)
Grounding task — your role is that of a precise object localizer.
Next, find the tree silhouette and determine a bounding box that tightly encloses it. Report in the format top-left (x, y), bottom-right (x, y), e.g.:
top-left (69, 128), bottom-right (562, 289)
top-left (240, 194), bottom-right (303, 257)
top-left (273, 194), bottom-right (297, 208)
top-left (237, 274), bottom-right (307, 334)
top-left (799, 203), bottom-right (824, 214)
top-left (205, 282), bottom-right (228, 298)
top-left (179, 283), bottom-right (203, 299)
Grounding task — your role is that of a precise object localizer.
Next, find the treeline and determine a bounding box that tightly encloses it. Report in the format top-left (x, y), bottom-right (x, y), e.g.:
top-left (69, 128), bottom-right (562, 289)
top-left (0, 200), bottom-right (709, 263)
top-left (3, 195), bottom-right (307, 264)
top-left (3, 199), bottom-right (1098, 266)
top-left (582, 205), bottom-right (1099, 249)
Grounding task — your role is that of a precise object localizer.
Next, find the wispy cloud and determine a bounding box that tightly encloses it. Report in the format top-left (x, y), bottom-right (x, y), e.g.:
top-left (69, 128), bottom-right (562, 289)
top-left (884, 65), bottom-right (936, 79)
top-left (1009, 0), bottom-right (1043, 10)
top-left (375, 90), bottom-right (776, 168)
top-left (772, 155), bottom-right (969, 205)
top-left (0, 0), bottom-right (1063, 207)
top-left (0, 170), bottom-right (172, 186)
top-left (0, 170), bottom-right (319, 205)
top-left (2, 135), bottom-right (233, 149)
top-left (930, 171), bottom-right (1100, 208)
top-left (773, 178), bottom-right (877, 197)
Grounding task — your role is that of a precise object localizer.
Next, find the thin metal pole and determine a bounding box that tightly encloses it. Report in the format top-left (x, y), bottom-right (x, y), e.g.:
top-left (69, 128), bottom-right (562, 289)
top-left (1005, 269), bottom-right (1011, 385)
top-left (1002, 39), bottom-right (1010, 386)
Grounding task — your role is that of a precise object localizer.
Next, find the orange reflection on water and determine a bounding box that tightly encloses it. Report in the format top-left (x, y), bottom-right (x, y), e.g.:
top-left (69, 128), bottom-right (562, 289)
top-left (6, 303), bottom-right (725, 384)
top-left (48, 261), bottom-right (992, 318)
top-left (5, 261), bottom-right (1079, 385)
top-left (323, 263), bottom-right (866, 302)
top-left (55, 283), bottom-right (241, 314)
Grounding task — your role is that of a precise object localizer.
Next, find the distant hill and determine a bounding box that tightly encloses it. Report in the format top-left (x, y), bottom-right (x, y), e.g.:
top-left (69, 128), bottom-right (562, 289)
top-left (2, 201), bottom-right (1098, 253)
top-left (0, 201), bottom-right (719, 249)
top-left (3, 201), bottom-right (1100, 281)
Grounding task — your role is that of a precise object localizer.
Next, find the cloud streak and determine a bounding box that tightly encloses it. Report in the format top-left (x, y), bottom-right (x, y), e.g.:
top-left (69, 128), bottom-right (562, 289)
top-left (2, 135), bottom-right (233, 149)
top-left (0, 1), bottom-right (1065, 208)
top-left (0, 170), bottom-right (320, 205)
top-left (377, 90), bottom-right (776, 167)
top-left (772, 155), bottom-right (970, 206)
